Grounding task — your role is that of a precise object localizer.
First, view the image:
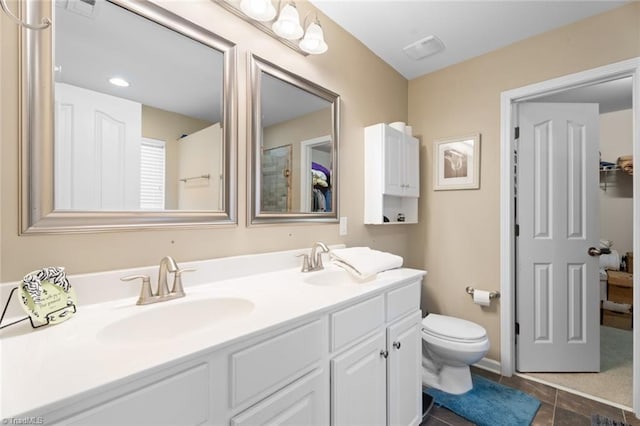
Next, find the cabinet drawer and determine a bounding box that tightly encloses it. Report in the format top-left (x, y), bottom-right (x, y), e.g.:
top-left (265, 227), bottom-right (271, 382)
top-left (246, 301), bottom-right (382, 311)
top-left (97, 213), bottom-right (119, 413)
top-left (65, 363), bottom-right (209, 425)
top-left (386, 280), bottom-right (421, 322)
top-left (331, 295), bottom-right (384, 352)
top-left (231, 369), bottom-right (328, 426)
top-left (230, 319), bottom-right (324, 408)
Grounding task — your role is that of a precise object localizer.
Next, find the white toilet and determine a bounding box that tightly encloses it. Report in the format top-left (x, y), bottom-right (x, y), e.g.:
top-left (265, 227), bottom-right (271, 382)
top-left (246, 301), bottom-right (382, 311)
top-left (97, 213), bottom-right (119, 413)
top-left (421, 313), bottom-right (490, 394)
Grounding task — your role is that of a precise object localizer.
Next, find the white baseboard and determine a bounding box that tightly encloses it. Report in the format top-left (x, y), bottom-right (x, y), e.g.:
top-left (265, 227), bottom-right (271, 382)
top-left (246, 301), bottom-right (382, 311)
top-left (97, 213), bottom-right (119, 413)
top-left (473, 357), bottom-right (501, 375)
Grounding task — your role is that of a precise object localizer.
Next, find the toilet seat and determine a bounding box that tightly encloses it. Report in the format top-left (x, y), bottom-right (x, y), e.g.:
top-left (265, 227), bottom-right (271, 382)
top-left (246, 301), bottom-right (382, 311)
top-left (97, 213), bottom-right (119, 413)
top-left (422, 314), bottom-right (487, 344)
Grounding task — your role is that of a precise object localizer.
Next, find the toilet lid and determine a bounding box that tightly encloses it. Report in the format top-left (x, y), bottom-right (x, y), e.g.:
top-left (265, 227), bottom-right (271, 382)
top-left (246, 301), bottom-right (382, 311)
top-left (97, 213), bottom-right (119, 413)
top-left (422, 314), bottom-right (487, 343)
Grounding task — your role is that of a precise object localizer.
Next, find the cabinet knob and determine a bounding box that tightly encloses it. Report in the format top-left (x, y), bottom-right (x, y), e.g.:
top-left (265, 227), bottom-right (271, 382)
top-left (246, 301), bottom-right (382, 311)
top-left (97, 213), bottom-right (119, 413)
top-left (380, 349), bottom-right (389, 358)
top-left (393, 341), bottom-right (401, 350)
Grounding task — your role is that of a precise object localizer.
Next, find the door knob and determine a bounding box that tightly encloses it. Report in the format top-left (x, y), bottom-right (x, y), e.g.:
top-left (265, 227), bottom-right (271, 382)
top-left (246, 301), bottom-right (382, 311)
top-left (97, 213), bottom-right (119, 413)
top-left (380, 349), bottom-right (388, 358)
top-left (588, 247), bottom-right (611, 257)
top-left (392, 341), bottom-right (401, 350)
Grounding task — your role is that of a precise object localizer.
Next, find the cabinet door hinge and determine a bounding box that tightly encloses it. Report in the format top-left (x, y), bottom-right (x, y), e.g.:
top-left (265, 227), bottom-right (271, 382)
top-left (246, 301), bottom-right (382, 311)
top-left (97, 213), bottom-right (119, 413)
top-left (515, 224), bottom-right (520, 237)
top-left (515, 322), bottom-right (520, 335)
top-left (514, 126), bottom-right (520, 139)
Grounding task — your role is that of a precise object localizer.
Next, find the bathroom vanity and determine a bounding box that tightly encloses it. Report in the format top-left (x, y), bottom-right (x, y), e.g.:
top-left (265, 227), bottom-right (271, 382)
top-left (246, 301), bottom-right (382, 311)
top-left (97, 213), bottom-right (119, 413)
top-left (0, 248), bottom-right (425, 425)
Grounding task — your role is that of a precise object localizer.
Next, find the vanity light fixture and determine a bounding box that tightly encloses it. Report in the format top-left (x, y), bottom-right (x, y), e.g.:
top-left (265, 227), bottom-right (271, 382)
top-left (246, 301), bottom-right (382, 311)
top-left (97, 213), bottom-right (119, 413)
top-left (109, 77), bottom-right (130, 87)
top-left (299, 17), bottom-right (327, 55)
top-left (239, 0), bottom-right (276, 22)
top-left (218, 0), bottom-right (328, 55)
top-left (272, 2), bottom-right (303, 40)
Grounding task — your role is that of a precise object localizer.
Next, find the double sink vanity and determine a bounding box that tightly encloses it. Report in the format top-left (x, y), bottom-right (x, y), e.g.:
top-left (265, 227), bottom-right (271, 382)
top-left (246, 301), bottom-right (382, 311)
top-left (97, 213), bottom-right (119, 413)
top-left (1, 247), bottom-right (426, 425)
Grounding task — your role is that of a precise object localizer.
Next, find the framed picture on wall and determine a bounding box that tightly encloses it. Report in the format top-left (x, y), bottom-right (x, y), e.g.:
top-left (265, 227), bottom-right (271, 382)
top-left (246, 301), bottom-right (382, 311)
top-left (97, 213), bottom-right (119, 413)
top-left (433, 134), bottom-right (481, 190)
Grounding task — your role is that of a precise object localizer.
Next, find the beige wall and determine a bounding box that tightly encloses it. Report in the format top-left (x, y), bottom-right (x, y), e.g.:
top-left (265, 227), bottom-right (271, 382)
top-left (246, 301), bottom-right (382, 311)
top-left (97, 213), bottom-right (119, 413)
top-left (264, 108), bottom-right (332, 211)
top-left (141, 105), bottom-right (212, 209)
top-left (408, 2), bottom-right (640, 361)
top-left (0, 0), bottom-right (409, 282)
top-left (600, 109), bottom-right (633, 255)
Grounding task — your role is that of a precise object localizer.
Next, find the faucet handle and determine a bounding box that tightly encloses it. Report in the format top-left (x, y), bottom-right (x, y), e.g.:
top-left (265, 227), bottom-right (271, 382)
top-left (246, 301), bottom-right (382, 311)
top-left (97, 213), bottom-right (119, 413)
top-left (121, 274), bottom-right (152, 305)
top-left (297, 254), bottom-right (311, 272)
top-left (171, 268), bottom-right (196, 297)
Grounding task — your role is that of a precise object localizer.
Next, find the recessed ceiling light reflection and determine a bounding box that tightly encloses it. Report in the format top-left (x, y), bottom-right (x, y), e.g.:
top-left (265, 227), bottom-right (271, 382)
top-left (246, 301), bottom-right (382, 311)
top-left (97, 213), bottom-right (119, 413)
top-left (109, 77), bottom-right (130, 87)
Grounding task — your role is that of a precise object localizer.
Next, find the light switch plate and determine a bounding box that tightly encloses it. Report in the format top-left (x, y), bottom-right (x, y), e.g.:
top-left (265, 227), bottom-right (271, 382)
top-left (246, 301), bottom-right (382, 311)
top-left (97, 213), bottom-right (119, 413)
top-left (339, 217), bottom-right (348, 236)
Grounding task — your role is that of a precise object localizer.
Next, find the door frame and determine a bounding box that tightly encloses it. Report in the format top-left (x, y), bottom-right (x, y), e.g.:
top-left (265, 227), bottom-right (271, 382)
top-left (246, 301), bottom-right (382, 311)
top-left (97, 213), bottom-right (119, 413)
top-left (300, 135), bottom-right (332, 212)
top-left (499, 57), bottom-right (640, 414)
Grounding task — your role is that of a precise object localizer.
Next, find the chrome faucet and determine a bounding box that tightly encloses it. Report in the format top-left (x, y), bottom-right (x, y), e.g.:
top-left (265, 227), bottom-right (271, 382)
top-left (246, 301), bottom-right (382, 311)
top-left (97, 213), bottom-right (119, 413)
top-left (299, 242), bottom-right (330, 272)
top-left (121, 256), bottom-right (194, 305)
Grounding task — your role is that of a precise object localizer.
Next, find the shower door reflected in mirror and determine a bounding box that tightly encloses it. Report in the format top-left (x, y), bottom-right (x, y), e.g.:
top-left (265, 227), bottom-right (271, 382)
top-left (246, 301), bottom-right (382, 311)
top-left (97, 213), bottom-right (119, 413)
top-left (249, 55), bottom-right (340, 224)
top-left (261, 145), bottom-right (292, 212)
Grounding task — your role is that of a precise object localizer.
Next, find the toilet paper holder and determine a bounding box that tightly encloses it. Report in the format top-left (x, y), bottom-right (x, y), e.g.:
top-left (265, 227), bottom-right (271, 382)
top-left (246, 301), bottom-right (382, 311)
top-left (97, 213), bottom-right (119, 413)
top-left (465, 286), bottom-right (500, 300)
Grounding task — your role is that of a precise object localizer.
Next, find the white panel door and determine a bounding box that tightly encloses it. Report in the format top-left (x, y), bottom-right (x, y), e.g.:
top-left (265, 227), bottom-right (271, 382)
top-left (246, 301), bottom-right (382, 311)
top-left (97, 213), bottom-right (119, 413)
top-left (517, 102), bottom-right (600, 372)
top-left (55, 82), bottom-right (141, 210)
top-left (331, 332), bottom-right (386, 426)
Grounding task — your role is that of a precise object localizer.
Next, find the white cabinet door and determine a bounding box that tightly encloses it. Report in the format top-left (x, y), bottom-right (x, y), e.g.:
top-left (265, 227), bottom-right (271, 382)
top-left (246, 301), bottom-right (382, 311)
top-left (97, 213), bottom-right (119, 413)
top-left (403, 136), bottom-right (420, 198)
top-left (382, 126), bottom-right (419, 198)
top-left (231, 369), bottom-right (328, 426)
top-left (331, 332), bottom-right (387, 426)
top-left (387, 311), bottom-right (422, 426)
top-left (383, 126), bottom-right (405, 196)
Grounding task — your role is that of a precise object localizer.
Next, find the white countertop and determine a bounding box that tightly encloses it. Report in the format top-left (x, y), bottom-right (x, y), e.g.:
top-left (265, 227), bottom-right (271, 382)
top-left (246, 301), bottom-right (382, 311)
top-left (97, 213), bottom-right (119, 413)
top-left (0, 250), bottom-right (425, 419)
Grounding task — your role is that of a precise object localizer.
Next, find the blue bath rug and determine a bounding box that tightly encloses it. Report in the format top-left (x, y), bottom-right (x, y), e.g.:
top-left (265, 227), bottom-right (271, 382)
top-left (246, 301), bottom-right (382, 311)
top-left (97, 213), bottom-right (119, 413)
top-left (424, 374), bottom-right (541, 426)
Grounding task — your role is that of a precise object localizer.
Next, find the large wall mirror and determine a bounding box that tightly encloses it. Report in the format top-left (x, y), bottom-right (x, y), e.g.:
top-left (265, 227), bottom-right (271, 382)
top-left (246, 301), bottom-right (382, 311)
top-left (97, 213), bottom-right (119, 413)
top-left (249, 55), bottom-right (340, 224)
top-left (20, 0), bottom-right (236, 233)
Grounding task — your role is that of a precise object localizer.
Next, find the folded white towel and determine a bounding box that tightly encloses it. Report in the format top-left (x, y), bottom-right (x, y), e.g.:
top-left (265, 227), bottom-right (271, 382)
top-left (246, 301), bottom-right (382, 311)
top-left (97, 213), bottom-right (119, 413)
top-left (603, 300), bottom-right (632, 314)
top-left (330, 247), bottom-right (403, 280)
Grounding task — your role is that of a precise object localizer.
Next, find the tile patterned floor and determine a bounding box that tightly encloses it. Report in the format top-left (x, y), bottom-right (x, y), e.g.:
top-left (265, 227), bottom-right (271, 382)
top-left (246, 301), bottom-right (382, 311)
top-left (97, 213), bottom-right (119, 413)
top-left (421, 367), bottom-right (639, 426)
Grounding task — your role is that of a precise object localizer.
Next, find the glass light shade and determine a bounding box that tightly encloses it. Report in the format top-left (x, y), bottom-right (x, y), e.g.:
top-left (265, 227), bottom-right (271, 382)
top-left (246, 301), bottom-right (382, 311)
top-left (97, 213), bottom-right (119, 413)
top-left (272, 3), bottom-right (303, 40)
top-left (299, 22), bottom-right (328, 54)
top-left (239, 0), bottom-right (276, 22)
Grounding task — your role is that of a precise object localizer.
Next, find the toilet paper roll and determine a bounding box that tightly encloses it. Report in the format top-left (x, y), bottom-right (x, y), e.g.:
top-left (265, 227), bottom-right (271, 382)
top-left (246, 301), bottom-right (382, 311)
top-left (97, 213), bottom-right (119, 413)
top-left (473, 290), bottom-right (491, 306)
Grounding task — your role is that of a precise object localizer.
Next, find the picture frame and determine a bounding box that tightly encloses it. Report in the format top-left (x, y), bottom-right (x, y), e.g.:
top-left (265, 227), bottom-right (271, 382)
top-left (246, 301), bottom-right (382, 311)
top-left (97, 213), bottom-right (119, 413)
top-left (433, 134), bottom-right (481, 190)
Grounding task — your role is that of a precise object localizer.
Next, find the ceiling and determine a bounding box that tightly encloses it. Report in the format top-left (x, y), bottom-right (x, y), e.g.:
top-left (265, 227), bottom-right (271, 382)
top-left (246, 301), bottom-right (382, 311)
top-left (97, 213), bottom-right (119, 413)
top-left (54, 0), bottom-right (633, 124)
top-left (55, 0), bottom-right (224, 123)
top-left (310, 0), bottom-right (629, 80)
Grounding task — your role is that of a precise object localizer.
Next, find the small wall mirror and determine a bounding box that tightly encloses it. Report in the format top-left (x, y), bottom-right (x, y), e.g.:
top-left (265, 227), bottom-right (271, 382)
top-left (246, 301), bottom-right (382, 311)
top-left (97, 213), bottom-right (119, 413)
top-left (249, 55), bottom-right (340, 223)
top-left (20, 0), bottom-right (236, 233)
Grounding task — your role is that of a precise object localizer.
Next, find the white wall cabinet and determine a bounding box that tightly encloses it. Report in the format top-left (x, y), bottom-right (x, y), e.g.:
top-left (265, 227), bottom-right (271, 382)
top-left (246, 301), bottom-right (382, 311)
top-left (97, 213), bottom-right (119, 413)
top-left (365, 123), bottom-right (420, 224)
top-left (26, 279), bottom-right (421, 426)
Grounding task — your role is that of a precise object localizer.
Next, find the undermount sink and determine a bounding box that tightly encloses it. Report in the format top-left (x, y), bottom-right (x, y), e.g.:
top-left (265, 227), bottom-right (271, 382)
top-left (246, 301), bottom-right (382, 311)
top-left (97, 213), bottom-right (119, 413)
top-left (303, 268), bottom-right (371, 286)
top-left (97, 297), bottom-right (254, 344)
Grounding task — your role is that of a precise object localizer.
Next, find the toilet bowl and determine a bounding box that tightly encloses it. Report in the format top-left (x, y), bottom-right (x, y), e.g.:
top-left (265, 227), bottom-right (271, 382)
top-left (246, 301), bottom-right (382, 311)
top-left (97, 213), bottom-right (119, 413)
top-left (421, 313), bottom-right (489, 395)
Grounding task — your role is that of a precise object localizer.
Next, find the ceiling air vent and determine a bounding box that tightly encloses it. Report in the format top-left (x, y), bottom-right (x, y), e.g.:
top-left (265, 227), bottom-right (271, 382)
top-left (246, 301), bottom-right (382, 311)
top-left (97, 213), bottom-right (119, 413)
top-left (66, 0), bottom-right (100, 18)
top-left (403, 35), bottom-right (445, 60)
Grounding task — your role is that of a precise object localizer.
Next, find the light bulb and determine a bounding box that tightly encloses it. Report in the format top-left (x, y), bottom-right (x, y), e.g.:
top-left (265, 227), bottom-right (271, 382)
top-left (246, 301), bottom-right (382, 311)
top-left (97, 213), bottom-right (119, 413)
top-left (240, 0), bottom-right (276, 22)
top-left (299, 21), bottom-right (327, 54)
top-left (272, 3), bottom-right (303, 40)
